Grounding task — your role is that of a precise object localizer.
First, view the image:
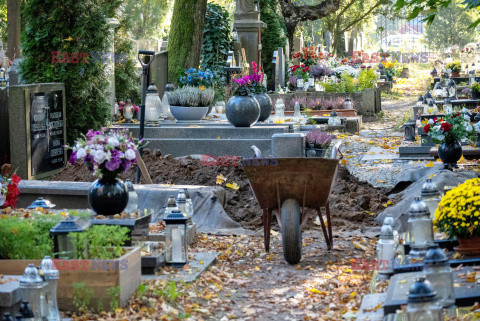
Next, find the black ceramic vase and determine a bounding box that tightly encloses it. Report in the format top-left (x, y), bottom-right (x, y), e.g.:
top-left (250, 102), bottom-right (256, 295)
top-left (253, 93), bottom-right (272, 122)
top-left (88, 176), bottom-right (129, 215)
top-left (438, 140), bottom-right (462, 169)
top-left (225, 95), bottom-right (260, 127)
top-left (473, 91), bottom-right (480, 99)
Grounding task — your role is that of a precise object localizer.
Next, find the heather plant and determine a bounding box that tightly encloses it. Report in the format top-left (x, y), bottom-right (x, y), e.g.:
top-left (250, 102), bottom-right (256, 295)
top-left (167, 86), bottom-right (215, 107)
top-left (306, 129), bottom-right (334, 149)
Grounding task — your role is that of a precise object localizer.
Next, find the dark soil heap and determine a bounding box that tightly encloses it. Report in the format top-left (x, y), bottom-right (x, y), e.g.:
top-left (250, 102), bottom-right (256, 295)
top-left (52, 149), bottom-right (392, 231)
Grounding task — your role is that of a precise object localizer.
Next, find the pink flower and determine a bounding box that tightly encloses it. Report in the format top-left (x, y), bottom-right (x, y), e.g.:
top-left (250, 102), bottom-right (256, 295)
top-left (134, 105), bottom-right (140, 113)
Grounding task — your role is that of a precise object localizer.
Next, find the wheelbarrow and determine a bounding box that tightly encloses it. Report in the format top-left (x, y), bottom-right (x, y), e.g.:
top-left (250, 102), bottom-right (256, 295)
top-left (241, 141), bottom-right (342, 264)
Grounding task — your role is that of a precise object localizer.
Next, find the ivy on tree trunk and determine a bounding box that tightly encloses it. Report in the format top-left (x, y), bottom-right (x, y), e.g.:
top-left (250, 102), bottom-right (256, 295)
top-left (167, 0), bottom-right (208, 83)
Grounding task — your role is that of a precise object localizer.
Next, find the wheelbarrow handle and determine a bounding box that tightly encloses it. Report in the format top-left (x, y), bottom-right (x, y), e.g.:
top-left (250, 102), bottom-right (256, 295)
top-left (251, 145), bottom-right (262, 158)
top-left (138, 50), bottom-right (155, 67)
top-left (331, 140), bottom-right (343, 159)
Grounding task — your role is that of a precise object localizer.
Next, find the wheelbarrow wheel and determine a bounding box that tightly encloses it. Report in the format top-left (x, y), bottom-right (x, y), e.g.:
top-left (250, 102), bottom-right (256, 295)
top-left (281, 198), bottom-right (302, 264)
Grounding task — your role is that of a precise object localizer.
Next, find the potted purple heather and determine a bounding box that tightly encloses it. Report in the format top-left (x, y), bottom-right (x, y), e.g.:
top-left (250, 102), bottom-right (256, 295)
top-left (306, 128), bottom-right (334, 157)
top-left (67, 128), bottom-right (142, 216)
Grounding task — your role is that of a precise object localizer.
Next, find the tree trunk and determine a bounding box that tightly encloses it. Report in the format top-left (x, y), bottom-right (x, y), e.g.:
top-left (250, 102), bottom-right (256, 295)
top-left (167, 0), bottom-right (208, 83)
top-left (6, 0), bottom-right (21, 60)
top-left (286, 22), bottom-right (298, 56)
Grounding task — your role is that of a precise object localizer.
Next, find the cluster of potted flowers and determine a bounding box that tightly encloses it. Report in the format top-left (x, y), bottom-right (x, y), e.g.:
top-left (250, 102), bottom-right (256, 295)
top-left (167, 68), bottom-right (216, 121)
top-left (434, 178), bottom-right (480, 254)
top-left (306, 128), bottom-right (334, 157)
top-left (423, 110), bottom-right (475, 168)
top-left (68, 128), bottom-right (141, 215)
top-left (226, 61), bottom-right (272, 127)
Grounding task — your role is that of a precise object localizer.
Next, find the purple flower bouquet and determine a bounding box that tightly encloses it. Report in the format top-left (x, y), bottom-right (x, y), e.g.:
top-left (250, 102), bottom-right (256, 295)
top-left (68, 128), bottom-right (141, 179)
top-left (306, 128), bottom-right (334, 149)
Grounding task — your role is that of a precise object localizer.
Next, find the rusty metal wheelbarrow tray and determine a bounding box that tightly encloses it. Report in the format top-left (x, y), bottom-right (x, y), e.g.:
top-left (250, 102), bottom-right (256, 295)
top-left (241, 156), bottom-right (340, 263)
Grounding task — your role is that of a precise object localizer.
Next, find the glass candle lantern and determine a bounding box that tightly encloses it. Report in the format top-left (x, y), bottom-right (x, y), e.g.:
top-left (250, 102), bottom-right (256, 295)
top-left (164, 195), bottom-right (178, 219)
top-left (183, 188), bottom-right (194, 218)
top-left (425, 91), bottom-right (433, 105)
top-left (447, 78), bottom-right (457, 99)
top-left (27, 197), bottom-right (56, 209)
top-left (123, 99), bottom-right (134, 122)
top-left (383, 215), bottom-right (399, 245)
top-left (404, 120), bottom-right (416, 142)
top-left (40, 256), bottom-right (60, 321)
top-left (274, 99), bottom-right (285, 118)
top-left (422, 97), bottom-right (429, 114)
top-left (424, 247), bottom-right (455, 307)
top-left (49, 216), bottom-right (91, 259)
top-left (408, 198), bottom-right (435, 259)
top-left (433, 82), bottom-right (442, 99)
top-left (343, 98), bottom-right (353, 110)
top-left (421, 179), bottom-right (442, 220)
top-left (145, 84), bottom-right (162, 122)
top-left (427, 100), bottom-right (437, 114)
top-left (406, 277), bottom-right (442, 321)
top-left (377, 223), bottom-right (395, 276)
top-left (164, 210), bottom-right (188, 267)
top-left (328, 110), bottom-right (341, 126)
top-left (293, 102), bottom-right (302, 119)
top-left (176, 191), bottom-right (187, 218)
top-left (19, 265), bottom-right (48, 321)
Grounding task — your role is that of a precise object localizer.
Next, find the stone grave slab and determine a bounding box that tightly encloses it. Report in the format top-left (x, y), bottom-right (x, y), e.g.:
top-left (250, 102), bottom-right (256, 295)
top-left (357, 293), bottom-right (386, 321)
top-left (384, 266), bottom-right (480, 315)
top-left (431, 147), bottom-right (480, 160)
top-left (361, 147), bottom-right (399, 161)
top-left (90, 213), bottom-right (152, 245)
top-left (142, 252), bottom-right (218, 283)
top-left (0, 276), bottom-right (21, 310)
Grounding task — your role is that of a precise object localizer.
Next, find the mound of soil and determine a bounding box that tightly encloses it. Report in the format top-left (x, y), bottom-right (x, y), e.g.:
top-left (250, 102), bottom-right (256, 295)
top-left (52, 149), bottom-right (393, 231)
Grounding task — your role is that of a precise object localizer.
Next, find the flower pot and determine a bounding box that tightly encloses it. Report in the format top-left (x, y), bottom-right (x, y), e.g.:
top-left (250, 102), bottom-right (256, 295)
top-left (451, 72), bottom-right (460, 77)
top-left (438, 140), bottom-right (462, 169)
top-left (88, 177), bottom-right (129, 216)
top-left (170, 106), bottom-right (209, 121)
top-left (254, 93), bottom-right (272, 122)
top-left (473, 91), bottom-right (480, 99)
top-left (455, 236), bottom-right (480, 255)
top-left (225, 95), bottom-right (260, 127)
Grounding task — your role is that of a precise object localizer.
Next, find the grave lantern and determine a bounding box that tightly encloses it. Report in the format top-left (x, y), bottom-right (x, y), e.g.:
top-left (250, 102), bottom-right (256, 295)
top-left (49, 216), bottom-right (91, 259)
top-left (27, 197), bottom-right (56, 209)
top-left (424, 246), bottom-right (455, 307)
top-left (404, 120), bottom-right (416, 142)
top-left (447, 78), bottom-right (457, 99)
top-left (431, 68), bottom-right (437, 77)
top-left (383, 214), bottom-right (399, 245)
top-left (176, 190), bottom-right (187, 217)
top-left (416, 95), bottom-right (424, 107)
top-left (124, 179), bottom-right (138, 213)
top-left (443, 98), bottom-right (453, 114)
top-left (2, 312), bottom-right (14, 321)
top-left (40, 256), bottom-right (60, 321)
top-left (425, 91), bottom-right (433, 105)
top-left (343, 98), bottom-right (353, 110)
top-left (406, 277), bottom-right (442, 321)
top-left (232, 28), bottom-right (239, 42)
top-left (408, 198), bottom-right (435, 259)
top-left (376, 222), bottom-right (395, 277)
top-left (253, 0), bottom-right (260, 12)
top-left (0, 67), bottom-right (5, 81)
top-left (422, 97), bottom-right (429, 114)
top-left (123, 99), bottom-right (134, 122)
top-left (433, 82), bottom-right (442, 99)
top-left (19, 265), bottom-right (48, 320)
top-left (145, 84), bottom-right (161, 124)
top-left (328, 110), bottom-right (341, 126)
top-left (164, 209), bottom-right (188, 267)
top-left (421, 179), bottom-right (442, 220)
top-left (164, 195), bottom-right (179, 218)
top-left (183, 188), bottom-right (194, 218)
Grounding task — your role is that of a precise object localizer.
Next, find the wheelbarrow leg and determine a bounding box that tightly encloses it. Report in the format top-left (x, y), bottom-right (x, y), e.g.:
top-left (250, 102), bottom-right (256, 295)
top-left (326, 202), bottom-right (333, 248)
top-left (317, 208), bottom-right (332, 251)
top-left (262, 208), bottom-right (272, 252)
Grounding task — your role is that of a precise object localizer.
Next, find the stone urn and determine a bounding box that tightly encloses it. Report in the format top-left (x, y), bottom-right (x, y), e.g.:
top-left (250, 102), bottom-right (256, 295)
top-left (225, 95), bottom-right (260, 127)
top-left (253, 93), bottom-right (272, 122)
top-left (438, 140), bottom-right (462, 169)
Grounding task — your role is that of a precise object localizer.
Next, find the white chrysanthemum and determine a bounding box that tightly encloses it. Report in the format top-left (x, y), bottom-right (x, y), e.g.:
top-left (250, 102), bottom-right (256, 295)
top-left (93, 150), bottom-right (107, 164)
top-left (125, 149), bottom-right (136, 160)
top-left (77, 148), bottom-right (87, 159)
top-left (107, 137), bottom-right (120, 147)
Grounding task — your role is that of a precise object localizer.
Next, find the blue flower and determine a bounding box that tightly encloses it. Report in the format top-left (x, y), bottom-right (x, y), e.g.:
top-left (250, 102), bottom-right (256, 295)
top-left (188, 68), bottom-right (196, 73)
top-left (180, 77), bottom-right (185, 84)
top-left (187, 76), bottom-right (193, 82)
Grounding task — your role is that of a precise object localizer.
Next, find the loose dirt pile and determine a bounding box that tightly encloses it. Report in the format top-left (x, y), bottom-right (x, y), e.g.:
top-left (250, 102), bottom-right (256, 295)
top-left (52, 149), bottom-right (393, 231)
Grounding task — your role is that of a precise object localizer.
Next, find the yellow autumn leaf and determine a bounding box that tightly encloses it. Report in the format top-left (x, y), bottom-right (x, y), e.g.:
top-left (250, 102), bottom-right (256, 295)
top-left (426, 161), bottom-right (434, 168)
top-left (226, 182), bottom-right (240, 190)
top-left (216, 174), bottom-right (226, 185)
top-left (377, 179), bottom-right (386, 184)
top-left (340, 159), bottom-right (348, 165)
top-left (429, 174), bottom-right (436, 178)
top-left (63, 36), bottom-right (74, 41)
top-left (350, 292), bottom-right (356, 298)
top-left (11, 228), bottom-right (18, 234)
top-left (458, 156), bottom-right (466, 164)
top-left (309, 287), bottom-right (321, 294)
